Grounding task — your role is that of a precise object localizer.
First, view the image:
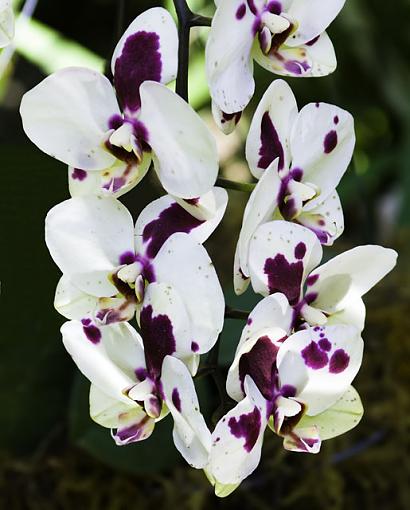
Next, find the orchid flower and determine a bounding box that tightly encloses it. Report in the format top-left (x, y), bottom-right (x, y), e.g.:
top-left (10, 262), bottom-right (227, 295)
top-left (242, 220), bottom-right (397, 331)
top-left (207, 293), bottom-right (364, 491)
top-left (61, 320), bottom-right (211, 468)
top-left (46, 193), bottom-right (227, 360)
top-left (0, 0), bottom-right (14, 48)
top-left (234, 79), bottom-right (355, 293)
top-left (206, 0), bottom-right (346, 131)
top-left (20, 7), bottom-right (218, 199)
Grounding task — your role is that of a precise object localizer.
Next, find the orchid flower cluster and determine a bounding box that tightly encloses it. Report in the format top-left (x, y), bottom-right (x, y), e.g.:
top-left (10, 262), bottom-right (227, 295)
top-left (19, 1), bottom-right (397, 498)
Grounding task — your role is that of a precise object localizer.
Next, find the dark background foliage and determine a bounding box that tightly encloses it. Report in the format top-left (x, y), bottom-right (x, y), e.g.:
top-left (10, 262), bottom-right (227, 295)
top-left (0, 0), bottom-right (409, 508)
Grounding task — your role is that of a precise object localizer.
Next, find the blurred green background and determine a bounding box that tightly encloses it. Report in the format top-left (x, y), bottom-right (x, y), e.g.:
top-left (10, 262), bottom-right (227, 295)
top-left (0, 0), bottom-right (409, 508)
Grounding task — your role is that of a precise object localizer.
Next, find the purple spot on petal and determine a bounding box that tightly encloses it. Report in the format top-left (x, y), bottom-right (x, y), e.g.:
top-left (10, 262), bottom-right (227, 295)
top-left (184, 197), bottom-right (199, 206)
top-left (319, 338), bottom-right (332, 352)
top-left (306, 274), bottom-right (319, 286)
top-left (115, 416), bottom-right (151, 444)
top-left (236, 3), bottom-right (246, 19)
top-left (281, 384), bottom-right (296, 398)
top-left (247, 0), bottom-right (258, 15)
top-left (247, 318), bottom-right (253, 326)
top-left (142, 203), bottom-right (204, 259)
top-left (135, 368), bottom-right (148, 381)
top-left (294, 242), bottom-right (306, 260)
top-left (119, 251), bottom-right (136, 265)
top-left (258, 111), bottom-right (285, 171)
top-left (302, 341), bottom-right (328, 370)
top-left (71, 168), bottom-right (87, 181)
top-left (306, 35), bottom-right (320, 46)
top-left (284, 60), bottom-right (309, 75)
top-left (191, 341), bottom-right (199, 352)
top-left (171, 388), bottom-right (182, 412)
top-left (239, 336), bottom-right (279, 400)
top-left (334, 115), bottom-right (339, 125)
top-left (264, 255), bottom-right (303, 305)
top-left (324, 130), bottom-right (338, 154)
top-left (329, 349), bottom-right (350, 374)
top-left (82, 323), bottom-right (101, 344)
top-left (114, 31), bottom-right (162, 113)
top-left (140, 305), bottom-right (176, 379)
top-left (267, 1), bottom-right (282, 15)
top-left (108, 114), bottom-right (124, 130)
top-left (228, 407), bottom-right (261, 452)
top-left (291, 167), bottom-right (303, 181)
top-left (315, 102), bottom-right (320, 108)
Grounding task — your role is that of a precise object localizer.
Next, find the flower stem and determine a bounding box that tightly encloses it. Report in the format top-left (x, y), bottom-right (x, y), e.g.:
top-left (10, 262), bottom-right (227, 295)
top-left (216, 177), bottom-right (256, 193)
top-left (173, 0), bottom-right (211, 100)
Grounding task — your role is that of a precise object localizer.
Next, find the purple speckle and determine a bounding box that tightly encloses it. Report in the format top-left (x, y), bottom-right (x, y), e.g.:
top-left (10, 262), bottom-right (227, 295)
top-left (258, 111), bottom-right (284, 171)
top-left (264, 254), bottom-right (303, 305)
top-left (324, 130), bottom-right (338, 154)
top-left (236, 3), bottom-right (246, 19)
top-left (135, 367), bottom-right (148, 381)
top-left (247, 318), bottom-right (253, 326)
top-left (306, 35), bottom-right (320, 46)
top-left (267, 1), bottom-right (282, 15)
top-left (334, 115), bottom-right (339, 125)
top-left (329, 349), bottom-right (350, 374)
top-left (114, 31), bottom-right (162, 113)
top-left (246, 0), bottom-right (258, 15)
top-left (306, 274), bottom-right (319, 286)
top-left (108, 114), bottom-right (124, 130)
top-left (115, 416), bottom-right (151, 444)
top-left (103, 176), bottom-right (126, 193)
top-left (184, 197), bottom-right (199, 206)
top-left (71, 168), bottom-right (87, 181)
top-left (142, 203), bottom-right (204, 259)
top-left (291, 167), bottom-right (303, 181)
top-left (81, 321), bottom-right (101, 344)
top-left (228, 407), bottom-right (261, 452)
top-left (294, 242), bottom-right (306, 260)
top-left (140, 305), bottom-right (176, 379)
top-left (319, 338), bottom-right (332, 352)
top-left (313, 326), bottom-right (321, 332)
top-left (119, 251), bottom-right (136, 265)
top-left (239, 336), bottom-right (279, 400)
top-left (302, 341), bottom-right (328, 370)
top-left (315, 102), bottom-right (320, 108)
top-left (281, 384), bottom-right (296, 398)
top-left (171, 388), bottom-right (182, 412)
top-left (191, 341), bottom-right (199, 352)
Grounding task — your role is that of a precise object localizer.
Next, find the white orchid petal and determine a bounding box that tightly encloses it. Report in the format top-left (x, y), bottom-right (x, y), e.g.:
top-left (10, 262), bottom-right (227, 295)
top-left (134, 188), bottom-right (227, 257)
top-left (290, 102), bottom-right (355, 205)
top-left (89, 383), bottom-right (139, 428)
top-left (61, 321), bottom-right (146, 403)
top-left (54, 275), bottom-right (99, 320)
top-left (45, 196), bottom-right (135, 297)
top-left (20, 67), bottom-right (119, 170)
top-left (236, 161), bottom-right (282, 281)
top-left (206, 0), bottom-right (257, 114)
top-left (309, 245), bottom-right (398, 316)
top-left (246, 80), bottom-right (297, 178)
top-left (0, 1), bottom-right (14, 48)
top-left (299, 191), bottom-right (344, 246)
top-left (153, 233), bottom-right (225, 354)
top-left (248, 221), bottom-right (323, 301)
top-left (286, 0), bottom-right (346, 47)
top-left (208, 376), bottom-right (268, 486)
top-left (298, 385), bottom-right (364, 441)
top-left (139, 82), bottom-right (218, 198)
top-left (211, 101), bottom-right (242, 135)
top-left (162, 356), bottom-right (211, 468)
top-left (111, 7), bottom-right (178, 114)
top-left (283, 425), bottom-right (321, 453)
top-left (277, 325), bottom-right (364, 416)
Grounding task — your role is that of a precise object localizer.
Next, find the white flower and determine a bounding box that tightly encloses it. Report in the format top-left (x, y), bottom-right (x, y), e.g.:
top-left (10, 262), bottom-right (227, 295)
top-left (47, 193), bottom-right (227, 356)
top-left (61, 320), bottom-right (211, 468)
top-left (206, 0), bottom-right (346, 130)
top-left (0, 0), bottom-right (14, 48)
top-left (244, 220), bottom-right (397, 331)
top-left (235, 79), bottom-right (356, 293)
top-left (207, 293), bottom-right (364, 490)
top-left (20, 7), bottom-right (218, 199)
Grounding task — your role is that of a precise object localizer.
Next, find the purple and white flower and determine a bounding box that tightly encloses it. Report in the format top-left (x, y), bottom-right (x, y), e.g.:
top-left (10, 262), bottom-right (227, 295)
top-left (0, 0), bottom-right (14, 48)
top-left (206, 0), bottom-right (346, 131)
top-left (47, 193), bottom-right (227, 357)
top-left (61, 320), bottom-right (211, 468)
top-left (243, 220), bottom-right (397, 331)
top-left (20, 7), bottom-right (218, 199)
top-left (234, 80), bottom-right (356, 293)
top-left (207, 293), bottom-right (364, 490)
